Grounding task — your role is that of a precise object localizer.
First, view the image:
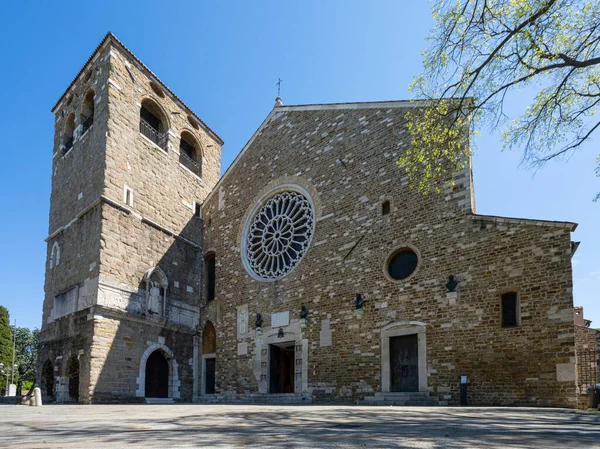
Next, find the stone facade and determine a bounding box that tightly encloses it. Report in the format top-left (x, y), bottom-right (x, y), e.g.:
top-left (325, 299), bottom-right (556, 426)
top-left (40, 33), bottom-right (582, 408)
top-left (200, 104), bottom-right (578, 408)
top-left (38, 33), bottom-right (222, 403)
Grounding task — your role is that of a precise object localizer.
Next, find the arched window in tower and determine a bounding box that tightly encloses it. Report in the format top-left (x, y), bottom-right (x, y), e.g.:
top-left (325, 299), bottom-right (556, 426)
top-left (49, 241), bottom-right (60, 269)
top-left (63, 113), bottom-right (75, 154)
top-left (81, 89), bottom-right (95, 134)
top-left (139, 99), bottom-right (168, 150)
top-left (205, 253), bottom-right (216, 302)
top-left (179, 131), bottom-right (202, 178)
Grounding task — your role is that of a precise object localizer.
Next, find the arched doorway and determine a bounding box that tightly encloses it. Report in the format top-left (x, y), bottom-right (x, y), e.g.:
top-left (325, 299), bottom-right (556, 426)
top-left (66, 356), bottom-right (79, 402)
top-left (145, 350), bottom-right (169, 398)
top-left (202, 321), bottom-right (216, 395)
top-left (42, 360), bottom-right (55, 401)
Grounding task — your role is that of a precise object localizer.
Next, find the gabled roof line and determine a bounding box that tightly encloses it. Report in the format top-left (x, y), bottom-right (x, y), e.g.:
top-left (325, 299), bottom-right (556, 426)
top-left (203, 98), bottom-right (463, 205)
top-left (275, 99), bottom-right (430, 112)
top-left (51, 32), bottom-right (223, 145)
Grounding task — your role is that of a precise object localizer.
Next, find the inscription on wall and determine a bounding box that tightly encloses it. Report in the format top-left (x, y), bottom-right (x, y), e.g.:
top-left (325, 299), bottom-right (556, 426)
top-left (271, 311), bottom-right (290, 328)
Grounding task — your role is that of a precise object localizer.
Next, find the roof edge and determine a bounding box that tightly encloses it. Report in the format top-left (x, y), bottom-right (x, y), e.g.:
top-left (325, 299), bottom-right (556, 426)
top-left (273, 97), bottom-right (475, 112)
top-left (471, 213), bottom-right (578, 232)
top-left (51, 32), bottom-right (223, 145)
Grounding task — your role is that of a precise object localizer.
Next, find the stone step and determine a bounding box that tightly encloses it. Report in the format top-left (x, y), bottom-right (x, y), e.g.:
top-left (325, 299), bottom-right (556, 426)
top-left (247, 393), bottom-right (303, 397)
top-left (196, 395), bottom-right (224, 403)
top-left (374, 391), bottom-right (430, 397)
top-left (242, 394), bottom-right (311, 404)
top-left (364, 398), bottom-right (439, 404)
top-left (358, 400), bottom-right (448, 406)
top-left (145, 397), bottom-right (174, 404)
top-left (359, 391), bottom-right (447, 407)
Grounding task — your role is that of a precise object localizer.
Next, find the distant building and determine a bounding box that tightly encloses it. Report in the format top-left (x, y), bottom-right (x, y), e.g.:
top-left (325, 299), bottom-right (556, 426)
top-left (574, 306), bottom-right (599, 406)
top-left (39, 33), bottom-right (583, 407)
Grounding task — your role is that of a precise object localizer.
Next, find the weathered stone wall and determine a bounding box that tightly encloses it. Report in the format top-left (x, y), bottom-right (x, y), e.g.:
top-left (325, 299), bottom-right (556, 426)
top-left (88, 307), bottom-right (196, 403)
top-left (575, 323), bottom-right (599, 400)
top-left (200, 104), bottom-right (576, 407)
top-left (37, 309), bottom-right (94, 403)
top-left (48, 46), bottom-right (110, 234)
top-left (40, 36), bottom-right (221, 403)
top-left (39, 44), bottom-right (111, 402)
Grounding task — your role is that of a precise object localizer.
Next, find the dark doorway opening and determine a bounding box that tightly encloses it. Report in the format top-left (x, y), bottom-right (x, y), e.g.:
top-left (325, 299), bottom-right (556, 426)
top-left (269, 343), bottom-right (295, 393)
top-left (205, 358), bottom-right (216, 394)
top-left (145, 350), bottom-right (169, 398)
top-left (390, 334), bottom-right (419, 392)
top-left (66, 357), bottom-right (80, 402)
top-left (42, 359), bottom-right (55, 401)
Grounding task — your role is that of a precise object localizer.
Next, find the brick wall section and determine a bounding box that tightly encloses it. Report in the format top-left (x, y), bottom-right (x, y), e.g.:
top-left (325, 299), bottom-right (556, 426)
top-left (201, 105), bottom-right (576, 407)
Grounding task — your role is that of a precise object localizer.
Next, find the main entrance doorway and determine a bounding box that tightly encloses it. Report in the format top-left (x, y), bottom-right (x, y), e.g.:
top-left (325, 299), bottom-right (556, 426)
top-left (390, 334), bottom-right (419, 392)
top-left (269, 343), bottom-right (295, 393)
top-left (145, 350), bottom-right (169, 398)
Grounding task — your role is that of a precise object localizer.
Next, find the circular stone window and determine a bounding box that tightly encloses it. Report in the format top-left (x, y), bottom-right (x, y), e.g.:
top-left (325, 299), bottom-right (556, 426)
top-left (244, 191), bottom-right (315, 280)
top-left (387, 248), bottom-right (419, 281)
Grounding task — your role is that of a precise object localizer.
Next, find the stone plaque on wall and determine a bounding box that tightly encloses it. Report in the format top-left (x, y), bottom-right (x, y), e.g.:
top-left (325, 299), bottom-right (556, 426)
top-left (237, 304), bottom-right (249, 338)
top-left (271, 311), bottom-right (290, 328)
top-left (320, 319), bottom-right (332, 346)
top-left (237, 342), bottom-right (248, 356)
top-left (320, 330), bottom-right (332, 347)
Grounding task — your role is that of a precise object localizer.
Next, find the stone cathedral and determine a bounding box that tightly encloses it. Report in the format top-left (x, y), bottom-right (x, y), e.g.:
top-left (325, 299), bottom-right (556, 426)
top-left (38, 33), bottom-right (583, 407)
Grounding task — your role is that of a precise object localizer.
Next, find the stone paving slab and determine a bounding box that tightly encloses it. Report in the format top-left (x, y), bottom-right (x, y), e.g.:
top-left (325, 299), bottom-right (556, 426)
top-left (0, 405), bottom-right (599, 448)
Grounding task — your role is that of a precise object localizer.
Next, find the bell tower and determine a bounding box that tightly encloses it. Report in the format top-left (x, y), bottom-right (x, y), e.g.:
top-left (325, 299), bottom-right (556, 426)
top-left (39, 33), bottom-right (222, 403)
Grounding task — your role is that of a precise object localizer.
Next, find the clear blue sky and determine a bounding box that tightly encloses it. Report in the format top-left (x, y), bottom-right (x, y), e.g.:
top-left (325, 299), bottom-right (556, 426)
top-left (0, 1), bottom-right (597, 330)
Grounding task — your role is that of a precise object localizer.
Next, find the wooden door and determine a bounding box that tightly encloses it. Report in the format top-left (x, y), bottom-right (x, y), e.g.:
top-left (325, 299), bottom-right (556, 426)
top-left (145, 350), bottom-right (169, 398)
top-left (390, 334), bottom-right (419, 392)
top-left (269, 345), bottom-right (282, 393)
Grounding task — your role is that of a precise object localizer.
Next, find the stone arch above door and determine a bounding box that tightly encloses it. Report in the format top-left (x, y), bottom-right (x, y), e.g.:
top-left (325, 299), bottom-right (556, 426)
top-left (136, 341), bottom-right (180, 399)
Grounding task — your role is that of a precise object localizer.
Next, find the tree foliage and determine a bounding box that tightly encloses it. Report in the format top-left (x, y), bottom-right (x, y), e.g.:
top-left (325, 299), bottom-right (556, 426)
top-left (15, 327), bottom-right (39, 383)
top-left (0, 306), bottom-right (14, 387)
top-left (403, 0), bottom-right (600, 198)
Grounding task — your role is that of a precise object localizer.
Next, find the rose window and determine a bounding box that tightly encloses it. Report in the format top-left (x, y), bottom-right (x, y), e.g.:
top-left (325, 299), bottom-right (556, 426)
top-left (245, 191), bottom-right (315, 280)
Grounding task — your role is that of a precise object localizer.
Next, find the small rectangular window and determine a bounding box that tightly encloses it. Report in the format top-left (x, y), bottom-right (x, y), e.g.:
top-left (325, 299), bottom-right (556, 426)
top-left (501, 292), bottom-right (519, 327)
top-left (194, 202), bottom-right (202, 218)
top-left (382, 200), bottom-right (391, 216)
top-left (123, 185), bottom-right (134, 207)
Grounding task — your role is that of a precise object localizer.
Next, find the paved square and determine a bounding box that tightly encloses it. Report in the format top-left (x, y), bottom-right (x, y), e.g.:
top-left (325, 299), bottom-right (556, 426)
top-left (1, 405), bottom-right (599, 448)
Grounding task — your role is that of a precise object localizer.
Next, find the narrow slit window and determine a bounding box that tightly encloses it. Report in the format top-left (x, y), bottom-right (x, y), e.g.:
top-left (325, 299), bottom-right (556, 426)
top-left (205, 254), bottom-right (216, 302)
top-left (194, 202), bottom-right (202, 218)
top-left (382, 200), bottom-right (391, 216)
top-left (501, 292), bottom-right (519, 328)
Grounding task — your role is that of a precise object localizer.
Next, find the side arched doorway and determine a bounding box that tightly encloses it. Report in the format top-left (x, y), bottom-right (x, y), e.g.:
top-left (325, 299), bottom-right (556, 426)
top-left (202, 321), bottom-right (216, 395)
top-left (66, 356), bottom-right (79, 402)
top-left (145, 350), bottom-right (169, 398)
top-left (42, 359), bottom-right (55, 401)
